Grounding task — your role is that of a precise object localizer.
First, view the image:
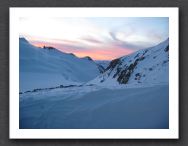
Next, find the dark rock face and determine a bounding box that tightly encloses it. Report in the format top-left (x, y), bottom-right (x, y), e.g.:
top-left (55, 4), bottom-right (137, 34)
top-left (135, 73), bottom-right (141, 80)
top-left (105, 58), bottom-right (121, 71)
top-left (164, 45), bottom-right (169, 52)
top-left (143, 50), bottom-right (148, 55)
top-left (22, 84), bottom-right (80, 94)
top-left (113, 66), bottom-right (122, 78)
top-left (117, 61), bottom-right (137, 84)
top-left (163, 60), bottom-right (168, 64)
top-left (43, 46), bottom-right (55, 50)
top-left (105, 52), bottom-right (146, 84)
top-left (97, 64), bottom-right (105, 73)
top-left (69, 53), bottom-right (76, 57)
top-left (117, 55), bottom-right (145, 84)
top-left (83, 56), bottom-right (93, 61)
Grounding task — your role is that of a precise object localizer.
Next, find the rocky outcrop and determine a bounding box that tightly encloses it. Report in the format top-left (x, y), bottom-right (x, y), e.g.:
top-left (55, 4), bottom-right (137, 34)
top-left (164, 45), bottom-right (169, 52)
top-left (97, 64), bottom-right (105, 73)
top-left (82, 56), bottom-right (93, 61)
top-left (117, 55), bottom-right (145, 84)
top-left (105, 58), bottom-right (121, 71)
top-left (43, 46), bottom-right (56, 50)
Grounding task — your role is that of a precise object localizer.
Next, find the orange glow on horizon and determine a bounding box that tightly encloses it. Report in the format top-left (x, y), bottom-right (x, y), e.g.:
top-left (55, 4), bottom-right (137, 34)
top-left (30, 41), bottom-right (134, 60)
top-left (33, 43), bottom-right (45, 48)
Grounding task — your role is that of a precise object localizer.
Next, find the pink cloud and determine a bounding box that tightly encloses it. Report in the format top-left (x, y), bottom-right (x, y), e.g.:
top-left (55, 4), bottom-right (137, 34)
top-left (30, 40), bottom-right (134, 60)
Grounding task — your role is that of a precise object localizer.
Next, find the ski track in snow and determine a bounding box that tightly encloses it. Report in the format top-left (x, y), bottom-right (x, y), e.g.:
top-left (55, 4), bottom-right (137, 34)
top-left (20, 84), bottom-right (169, 129)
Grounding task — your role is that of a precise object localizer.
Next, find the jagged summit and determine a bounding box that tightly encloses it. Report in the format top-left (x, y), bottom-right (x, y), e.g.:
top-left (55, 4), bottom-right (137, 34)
top-left (68, 53), bottom-right (76, 57)
top-left (42, 46), bottom-right (56, 50)
top-left (81, 56), bottom-right (93, 61)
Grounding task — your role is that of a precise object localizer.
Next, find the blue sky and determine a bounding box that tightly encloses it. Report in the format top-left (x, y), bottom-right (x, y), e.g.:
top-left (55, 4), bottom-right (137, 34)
top-left (20, 17), bottom-right (169, 60)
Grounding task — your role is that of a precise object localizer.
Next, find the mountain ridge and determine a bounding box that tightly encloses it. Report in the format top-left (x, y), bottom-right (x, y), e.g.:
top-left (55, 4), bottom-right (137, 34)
top-left (19, 37), bottom-right (101, 92)
top-left (88, 39), bottom-right (169, 86)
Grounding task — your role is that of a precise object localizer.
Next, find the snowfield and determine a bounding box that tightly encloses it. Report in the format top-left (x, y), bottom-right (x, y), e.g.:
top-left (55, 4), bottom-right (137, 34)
top-left (20, 84), bottom-right (168, 129)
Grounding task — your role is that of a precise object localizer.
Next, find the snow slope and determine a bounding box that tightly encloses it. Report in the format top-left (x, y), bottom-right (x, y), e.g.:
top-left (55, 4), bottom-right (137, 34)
top-left (95, 60), bottom-right (110, 69)
top-left (19, 38), bottom-right (100, 92)
top-left (94, 60), bottom-right (110, 73)
top-left (20, 84), bottom-right (168, 129)
top-left (89, 39), bottom-right (169, 86)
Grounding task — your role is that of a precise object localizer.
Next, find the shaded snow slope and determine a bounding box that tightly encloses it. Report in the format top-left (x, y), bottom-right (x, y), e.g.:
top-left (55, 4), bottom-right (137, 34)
top-left (20, 84), bottom-right (169, 129)
top-left (94, 60), bottom-right (110, 73)
top-left (89, 39), bottom-right (169, 86)
top-left (19, 38), bottom-right (100, 92)
top-left (95, 60), bottom-right (110, 69)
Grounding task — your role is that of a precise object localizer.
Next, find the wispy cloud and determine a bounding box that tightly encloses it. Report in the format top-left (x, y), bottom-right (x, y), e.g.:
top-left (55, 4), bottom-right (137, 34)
top-left (21, 17), bottom-right (169, 60)
top-left (80, 36), bottom-right (103, 44)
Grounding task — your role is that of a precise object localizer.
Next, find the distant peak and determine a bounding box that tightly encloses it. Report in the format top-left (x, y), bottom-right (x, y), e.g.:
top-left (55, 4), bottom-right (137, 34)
top-left (43, 46), bottom-right (56, 50)
top-left (68, 53), bottom-right (76, 57)
top-left (82, 56), bottom-right (93, 61)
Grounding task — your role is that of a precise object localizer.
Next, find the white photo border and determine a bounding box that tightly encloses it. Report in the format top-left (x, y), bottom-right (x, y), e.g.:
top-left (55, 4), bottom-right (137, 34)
top-left (9, 7), bottom-right (179, 139)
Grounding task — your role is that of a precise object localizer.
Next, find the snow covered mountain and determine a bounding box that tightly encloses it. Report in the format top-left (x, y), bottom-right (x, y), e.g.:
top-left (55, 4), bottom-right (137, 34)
top-left (19, 38), bottom-right (169, 129)
top-left (89, 39), bottom-right (169, 86)
top-left (19, 38), bottom-right (100, 92)
top-left (95, 60), bottom-right (110, 69)
top-left (94, 60), bottom-right (110, 73)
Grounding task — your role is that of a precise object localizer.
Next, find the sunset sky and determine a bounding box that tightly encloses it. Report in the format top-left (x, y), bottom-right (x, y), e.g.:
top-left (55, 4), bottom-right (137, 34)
top-left (20, 17), bottom-right (169, 60)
